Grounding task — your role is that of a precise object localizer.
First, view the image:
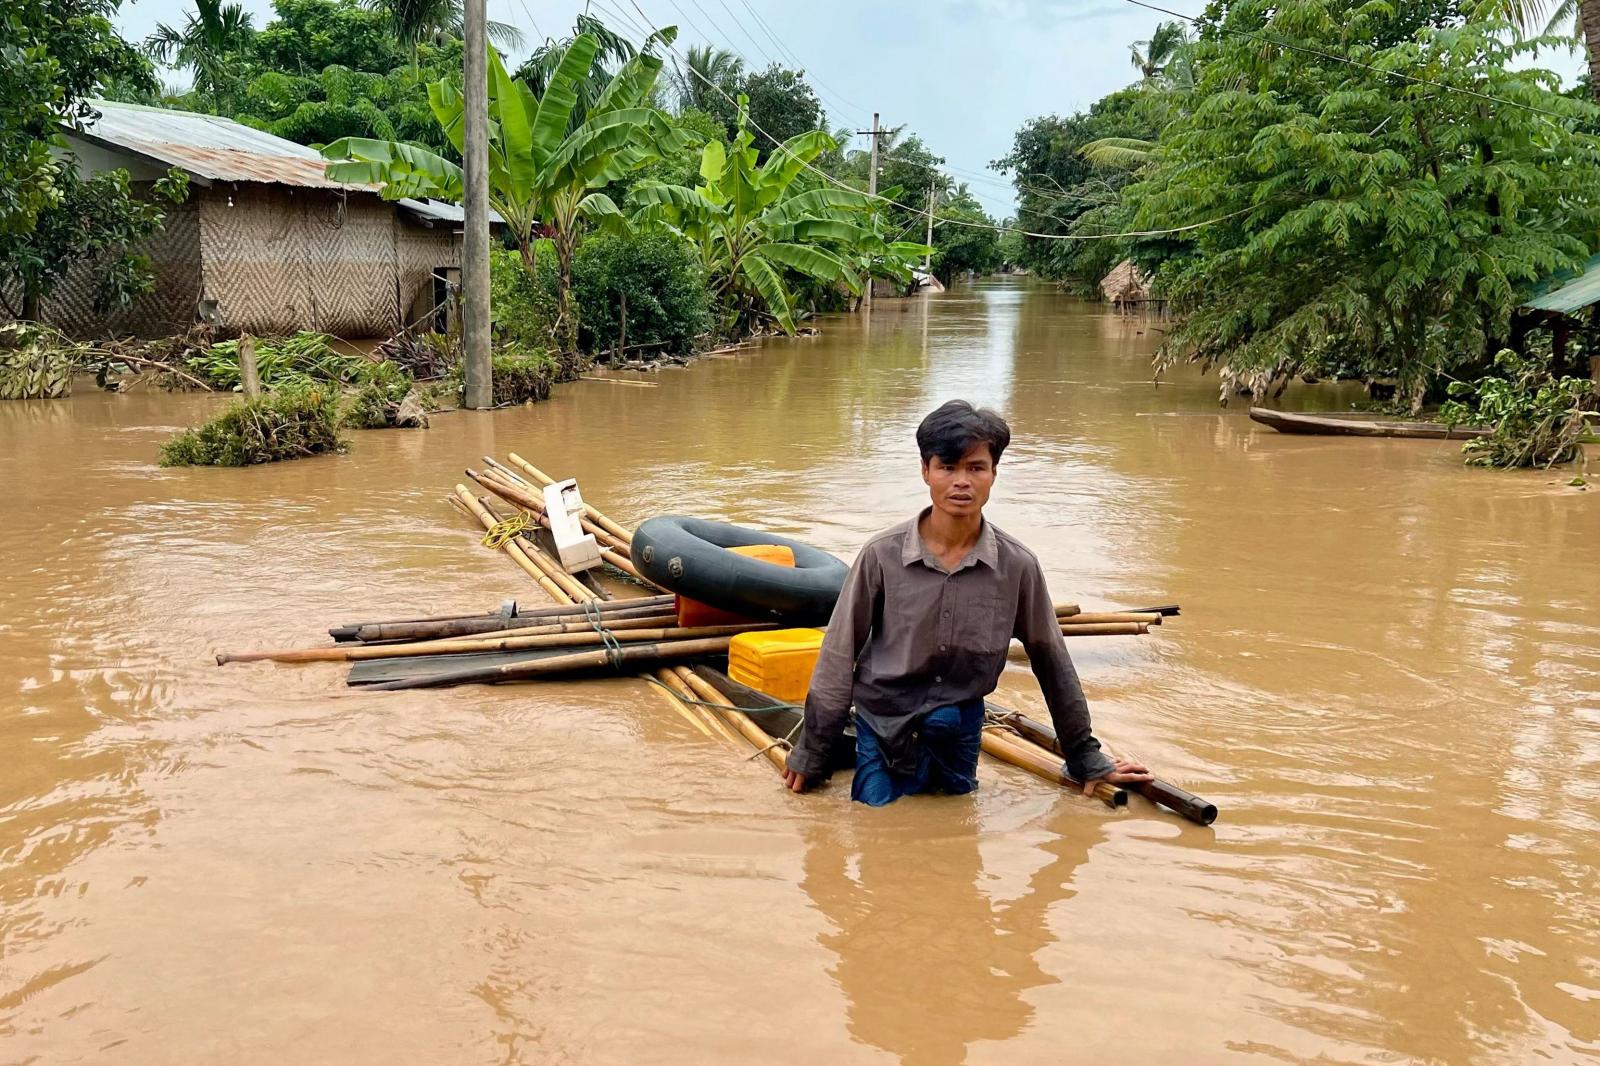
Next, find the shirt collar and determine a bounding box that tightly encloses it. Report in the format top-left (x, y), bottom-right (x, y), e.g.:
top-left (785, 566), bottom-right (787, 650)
top-left (901, 507), bottom-right (999, 572)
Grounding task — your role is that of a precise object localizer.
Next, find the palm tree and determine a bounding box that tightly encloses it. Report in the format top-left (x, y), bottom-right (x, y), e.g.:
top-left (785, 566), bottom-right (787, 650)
top-left (516, 13), bottom-right (638, 131)
top-left (1491, 0), bottom-right (1600, 100)
top-left (144, 0), bottom-right (255, 99)
top-left (1129, 20), bottom-right (1188, 81)
top-left (668, 44), bottom-right (743, 114)
top-left (363, 0), bottom-right (524, 64)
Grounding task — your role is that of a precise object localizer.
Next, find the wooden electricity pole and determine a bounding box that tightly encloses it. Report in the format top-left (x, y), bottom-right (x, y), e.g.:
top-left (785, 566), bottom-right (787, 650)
top-left (923, 183), bottom-right (936, 273)
top-left (857, 112), bottom-right (882, 310)
top-left (461, 0), bottom-right (492, 409)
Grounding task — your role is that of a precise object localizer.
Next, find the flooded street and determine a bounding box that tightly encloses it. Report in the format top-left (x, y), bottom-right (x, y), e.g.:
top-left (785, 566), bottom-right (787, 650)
top-left (3, 277), bottom-right (1598, 1064)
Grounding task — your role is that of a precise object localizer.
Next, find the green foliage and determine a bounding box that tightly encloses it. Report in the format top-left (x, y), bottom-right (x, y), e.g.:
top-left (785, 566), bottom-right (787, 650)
top-left (1440, 349), bottom-right (1593, 467)
top-left (629, 98), bottom-right (927, 334)
top-left (489, 246), bottom-right (559, 350)
top-left (930, 188), bottom-right (1002, 281)
top-left (992, 87), bottom-right (1163, 286)
top-left (159, 384), bottom-right (346, 465)
top-left (571, 231), bottom-right (710, 355)
top-left (0, 165), bottom-right (189, 320)
top-left (739, 64), bottom-right (824, 158)
top-left (324, 32), bottom-right (688, 361)
top-left (144, 0), bottom-right (256, 103)
top-left (2, 0), bottom-right (159, 303)
top-left (0, 323), bottom-right (90, 399)
top-left (667, 45), bottom-right (742, 119)
top-left (2, 0), bottom-right (154, 234)
top-left (251, 0), bottom-right (405, 75)
top-left (447, 343), bottom-right (558, 405)
top-left (1122, 3), bottom-right (1600, 406)
top-left (184, 331), bottom-right (370, 390)
top-left (342, 360), bottom-right (426, 428)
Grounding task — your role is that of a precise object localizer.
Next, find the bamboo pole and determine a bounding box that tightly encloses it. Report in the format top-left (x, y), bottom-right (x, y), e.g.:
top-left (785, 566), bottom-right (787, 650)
top-left (366, 636), bottom-right (738, 691)
top-left (652, 680), bottom-right (714, 737)
top-left (1060, 612), bottom-right (1162, 626)
top-left (475, 495), bottom-right (597, 603)
top-left (471, 467), bottom-right (633, 556)
top-left (981, 728), bottom-right (1126, 808)
top-left (216, 617), bottom-right (746, 665)
top-left (507, 453), bottom-right (634, 545)
top-left (348, 601), bottom-right (676, 643)
top-left (655, 667), bottom-right (741, 744)
top-left (677, 668), bottom-right (789, 773)
top-left (1057, 622), bottom-right (1148, 637)
top-left (454, 486), bottom-right (569, 602)
top-left (1054, 602), bottom-right (1081, 617)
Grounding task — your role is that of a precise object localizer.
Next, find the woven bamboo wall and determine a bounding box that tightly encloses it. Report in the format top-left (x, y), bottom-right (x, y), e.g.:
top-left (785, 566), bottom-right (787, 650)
top-left (395, 218), bottom-right (460, 331)
top-left (10, 184), bottom-right (457, 340)
top-left (199, 185), bottom-right (423, 337)
top-left (3, 193), bottom-right (202, 339)
top-left (198, 186), bottom-right (311, 335)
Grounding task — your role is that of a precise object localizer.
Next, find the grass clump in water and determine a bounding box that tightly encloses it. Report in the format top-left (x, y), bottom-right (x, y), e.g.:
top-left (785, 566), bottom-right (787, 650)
top-left (160, 385), bottom-right (346, 466)
top-left (449, 343), bottom-right (558, 406)
top-left (342, 361), bottom-right (428, 429)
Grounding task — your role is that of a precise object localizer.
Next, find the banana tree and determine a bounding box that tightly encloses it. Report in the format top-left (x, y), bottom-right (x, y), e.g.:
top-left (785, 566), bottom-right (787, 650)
top-left (323, 31), bottom-right (686, 355)
top-left (627, 98), bottom-right (927, 333)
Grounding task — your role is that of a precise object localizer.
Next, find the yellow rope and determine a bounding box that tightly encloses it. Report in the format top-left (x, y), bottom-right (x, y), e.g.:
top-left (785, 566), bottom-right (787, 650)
top-left (481, 510), bottom-right (535, 549)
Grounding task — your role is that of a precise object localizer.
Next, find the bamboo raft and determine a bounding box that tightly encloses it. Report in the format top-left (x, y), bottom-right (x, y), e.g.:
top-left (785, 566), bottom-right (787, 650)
top-left (213, 450), bottom-right (1213, 821)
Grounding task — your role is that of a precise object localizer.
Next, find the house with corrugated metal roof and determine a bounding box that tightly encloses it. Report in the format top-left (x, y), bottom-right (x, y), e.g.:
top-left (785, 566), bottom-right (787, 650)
top-left (36, 99), bottom-right (470, 339)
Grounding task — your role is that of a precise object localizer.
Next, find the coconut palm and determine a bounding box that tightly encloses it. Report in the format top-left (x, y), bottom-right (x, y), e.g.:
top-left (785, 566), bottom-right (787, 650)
top-left (323, 33), bottom-right (686, 362)
top-left (1129, 20), bottom-right (1189, 81)
top-left (1488, 0), bottom-right (1600, 100)
top-left (363, 0), bottom-right (524, 63)
top-left (516, 13), bottom-right (639, 131)
top-left (668, 44), bottom-right (743, 114)
top-left (144, 0), bottom-right (256, 98)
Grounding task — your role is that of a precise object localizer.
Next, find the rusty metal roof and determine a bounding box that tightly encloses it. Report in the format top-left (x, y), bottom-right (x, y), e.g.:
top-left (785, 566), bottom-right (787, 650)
top-left (75, 99), bottom-right (370, 190)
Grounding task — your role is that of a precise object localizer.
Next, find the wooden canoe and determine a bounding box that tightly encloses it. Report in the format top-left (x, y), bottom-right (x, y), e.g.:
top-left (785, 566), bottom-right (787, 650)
top-left (1249, 407), bottom-right (1489, 439)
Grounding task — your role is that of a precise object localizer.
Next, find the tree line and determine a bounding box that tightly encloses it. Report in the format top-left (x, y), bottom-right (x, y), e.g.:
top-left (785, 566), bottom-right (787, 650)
top-left (993, 0), bottom-right (1600, 437)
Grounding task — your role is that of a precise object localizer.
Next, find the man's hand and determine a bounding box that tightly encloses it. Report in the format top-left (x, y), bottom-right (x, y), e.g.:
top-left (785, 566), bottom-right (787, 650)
top-left (781, 768), bottom-right (811, 793)
top-left (1082, 757), bottom-right (1153, 796)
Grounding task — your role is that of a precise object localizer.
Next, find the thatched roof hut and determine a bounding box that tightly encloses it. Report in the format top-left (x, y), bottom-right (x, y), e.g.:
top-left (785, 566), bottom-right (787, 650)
top-left (1099, 258), bottom-right (1152, 305)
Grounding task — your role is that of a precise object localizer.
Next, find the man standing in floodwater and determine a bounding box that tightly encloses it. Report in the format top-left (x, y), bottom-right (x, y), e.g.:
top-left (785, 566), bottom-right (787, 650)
top-left (782, 400), bottom-right (1152, 806)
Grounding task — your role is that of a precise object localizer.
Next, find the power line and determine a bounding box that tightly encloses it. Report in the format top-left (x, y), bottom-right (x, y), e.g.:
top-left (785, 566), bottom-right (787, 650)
top-left (623, 0), bottom-right (1255, 242)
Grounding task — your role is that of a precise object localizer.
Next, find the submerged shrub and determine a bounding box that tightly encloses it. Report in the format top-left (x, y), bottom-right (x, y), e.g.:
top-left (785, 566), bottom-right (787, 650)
top-left (489, 344), bottom-right (557, 405)
top-left (159, 385), bottom-right (346, 466)
top-left (1440, 349), bottom-right (1594, 469)
top-left (449, 343), bottom-right (558, 406)
top-left (343, 361), bottom-right (427, 429)
top-left (571, 232), bottom-right (709, 357)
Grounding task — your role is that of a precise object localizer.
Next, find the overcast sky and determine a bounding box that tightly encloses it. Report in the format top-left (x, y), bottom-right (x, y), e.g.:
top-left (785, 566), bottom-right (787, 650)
top-left (112, 0), bottom-right (1586, 219)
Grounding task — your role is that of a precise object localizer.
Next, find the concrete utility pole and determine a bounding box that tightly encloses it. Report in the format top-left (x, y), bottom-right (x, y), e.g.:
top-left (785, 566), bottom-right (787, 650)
top-left (461, 0), bottom-right (492, 409)
top-left (857, 112), bottom-right (882, 310)
top-left (923, 183), bottom-right (936, 272)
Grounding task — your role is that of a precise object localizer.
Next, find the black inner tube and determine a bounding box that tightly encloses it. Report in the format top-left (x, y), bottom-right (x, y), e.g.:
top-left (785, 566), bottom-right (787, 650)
top-left (633, 516), bottom-right (848, 627)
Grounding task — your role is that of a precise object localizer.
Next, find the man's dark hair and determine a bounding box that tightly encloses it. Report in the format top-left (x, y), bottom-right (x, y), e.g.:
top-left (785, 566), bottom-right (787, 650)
top-left (916, 400), bottom-right (1011, 465)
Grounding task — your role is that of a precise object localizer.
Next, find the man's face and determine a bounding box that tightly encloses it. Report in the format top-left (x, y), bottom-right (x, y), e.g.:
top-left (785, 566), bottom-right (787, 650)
top-left (921, 442), bottom-right (997, 520)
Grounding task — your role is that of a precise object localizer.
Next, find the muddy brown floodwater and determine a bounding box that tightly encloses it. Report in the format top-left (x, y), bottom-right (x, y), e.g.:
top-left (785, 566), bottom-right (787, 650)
top-left (2, 278), bottom-right (1598, 1065)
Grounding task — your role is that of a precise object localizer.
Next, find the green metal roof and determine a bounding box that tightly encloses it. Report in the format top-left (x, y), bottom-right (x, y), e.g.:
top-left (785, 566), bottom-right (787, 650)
top-left (1524, 251), bottom-right (1600, 314)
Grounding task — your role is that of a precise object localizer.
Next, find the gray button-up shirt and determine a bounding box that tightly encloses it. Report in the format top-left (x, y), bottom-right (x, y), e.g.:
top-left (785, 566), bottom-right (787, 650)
top-left (787, 510), bottom-right (1116, 784)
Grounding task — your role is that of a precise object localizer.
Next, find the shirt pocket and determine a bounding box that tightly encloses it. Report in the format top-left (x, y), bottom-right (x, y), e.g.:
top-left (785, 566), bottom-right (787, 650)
top-left (955, 592), bottom-right (1011, 654)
